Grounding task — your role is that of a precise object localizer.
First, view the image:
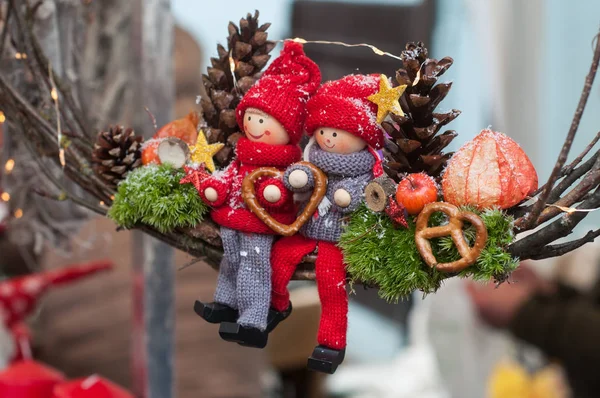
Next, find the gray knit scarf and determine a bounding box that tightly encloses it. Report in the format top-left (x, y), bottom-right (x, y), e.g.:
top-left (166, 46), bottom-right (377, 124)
top-left (308, 145), bottom-right (375, 177)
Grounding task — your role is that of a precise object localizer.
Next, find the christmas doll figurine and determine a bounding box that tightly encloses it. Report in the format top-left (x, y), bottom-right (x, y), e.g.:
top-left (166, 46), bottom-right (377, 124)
top-left (269, 74), bottom-right (384, 373)
top-left (194, 41), bottom-right (321, 348)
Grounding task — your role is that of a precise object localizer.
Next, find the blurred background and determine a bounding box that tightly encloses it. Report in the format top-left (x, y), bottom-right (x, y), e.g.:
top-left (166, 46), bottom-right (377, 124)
top-left (1, 0), bottom-right (599, 397)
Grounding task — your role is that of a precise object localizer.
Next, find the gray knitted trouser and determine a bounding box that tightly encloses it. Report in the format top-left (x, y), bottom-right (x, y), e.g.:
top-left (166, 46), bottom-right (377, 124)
top-left (214, 227), bottom-right (273, 331)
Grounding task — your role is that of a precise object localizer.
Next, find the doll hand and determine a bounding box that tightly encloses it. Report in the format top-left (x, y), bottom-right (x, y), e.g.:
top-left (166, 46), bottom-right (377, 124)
top-left (263, 184), bottom-right (282, 203)
top-left (256, 178), bottom-right (291, 209)
top-left (331, 177), bottom-right (369, 213)
top-left (199, 177), bottom-right (230, 207)
top-left (204, 187), bottom-right (219, 202)
top-left (284, 164), bottom-right (315, 193)
top-left (288, 169), bottom-right (309, 189)
top-left (334, 189), bottom-right (352, 208)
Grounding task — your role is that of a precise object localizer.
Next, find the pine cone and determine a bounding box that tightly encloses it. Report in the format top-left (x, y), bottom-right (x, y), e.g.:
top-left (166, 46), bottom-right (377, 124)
top-left (383, 42), bottom-right (460, 181)
top-left (92, 126), bottom-right (143, 189)
top-left (200, 10), bottom-right (275, 168)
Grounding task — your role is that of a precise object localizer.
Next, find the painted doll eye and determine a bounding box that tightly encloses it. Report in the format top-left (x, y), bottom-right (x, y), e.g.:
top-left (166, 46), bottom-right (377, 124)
top-left (333, 132), bottom-right (338, 137)
top-left (320, 130), bottom-right (324, 135)
top-left (259, 119), bottom-right (264, 124)
top-left (248, 116), bottom-right (251, 121)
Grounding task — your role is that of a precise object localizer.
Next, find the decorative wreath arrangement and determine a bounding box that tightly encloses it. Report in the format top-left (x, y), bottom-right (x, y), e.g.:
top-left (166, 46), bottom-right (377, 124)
top-left (1, 6), bottom-right (599, 374)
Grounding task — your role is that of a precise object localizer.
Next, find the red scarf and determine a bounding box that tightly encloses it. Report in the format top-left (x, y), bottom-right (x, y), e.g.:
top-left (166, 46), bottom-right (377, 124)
top-left (236, 137), bottom-right (301, 168)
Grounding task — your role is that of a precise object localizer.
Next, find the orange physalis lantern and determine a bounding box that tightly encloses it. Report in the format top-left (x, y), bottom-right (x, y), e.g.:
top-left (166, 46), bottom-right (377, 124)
top-left (442, 129), bottom-right (538, 209)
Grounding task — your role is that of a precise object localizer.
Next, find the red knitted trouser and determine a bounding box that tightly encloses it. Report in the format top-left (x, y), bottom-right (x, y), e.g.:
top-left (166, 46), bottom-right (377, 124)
top-left (271, 234), bottom-right (348, 350)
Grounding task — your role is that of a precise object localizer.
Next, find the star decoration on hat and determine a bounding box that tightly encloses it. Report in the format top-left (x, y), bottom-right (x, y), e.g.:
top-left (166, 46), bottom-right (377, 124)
top-left (188, 130), bottom-right (224, 173)
top-left (180, 165), bottom-right (210, 193)
top-left (368, 74), bottom-right (407, 124)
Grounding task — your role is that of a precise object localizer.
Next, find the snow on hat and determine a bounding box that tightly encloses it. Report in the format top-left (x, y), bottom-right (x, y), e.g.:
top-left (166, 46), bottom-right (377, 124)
top-left (236, 40), bottom-right (321, 144)
top-left (304, 74), bottom-right (385, 149)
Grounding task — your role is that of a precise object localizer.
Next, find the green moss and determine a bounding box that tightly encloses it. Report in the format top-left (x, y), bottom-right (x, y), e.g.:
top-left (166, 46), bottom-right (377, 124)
top-left (340, 205), bottom-right (518, 302)
top-left (108, 164), bottom-right (207, 233)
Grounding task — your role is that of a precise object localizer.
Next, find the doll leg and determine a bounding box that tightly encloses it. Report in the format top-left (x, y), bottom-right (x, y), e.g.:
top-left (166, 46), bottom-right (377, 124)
top-left (213, 227), bottom-right (241, 308)
top-left (309, 241), bottom-right (348, 374)
top-left (195, 227), bottom-right (239, 323)
top-left (270, 235), bottom-right (317, 312)
top-left (219, 232), bottom-right (274, 348)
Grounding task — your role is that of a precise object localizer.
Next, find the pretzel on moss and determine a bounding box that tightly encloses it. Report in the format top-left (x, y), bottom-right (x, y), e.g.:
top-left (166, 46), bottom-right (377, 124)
top-left (415, 202), bottom-right (488, 272)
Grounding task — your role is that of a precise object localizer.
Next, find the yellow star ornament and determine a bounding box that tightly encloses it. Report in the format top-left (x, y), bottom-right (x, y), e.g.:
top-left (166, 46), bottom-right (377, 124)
top-left (188, 130), bottom-right (224, 173)
top-left (368, 74), bottom-right (407, 124)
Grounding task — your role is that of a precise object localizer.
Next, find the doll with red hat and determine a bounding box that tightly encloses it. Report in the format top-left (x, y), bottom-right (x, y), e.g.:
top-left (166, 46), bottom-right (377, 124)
top-left (194, 41), bottom-right (321, 348)
top-left (268, 74), bottom-right (384, 373)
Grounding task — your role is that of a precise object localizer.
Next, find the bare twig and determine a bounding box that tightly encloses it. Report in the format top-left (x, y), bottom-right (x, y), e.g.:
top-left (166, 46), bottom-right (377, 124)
top-left (527, 228), bottom-right (600, 260)
top-left (561, 131), bottom-right (600, 176)
top-left (0, 2), bottom-right (12, 56)
top-left (509, 187), bottom-right (600, 259)
top-left (517, 30), bottom-right (600, 231)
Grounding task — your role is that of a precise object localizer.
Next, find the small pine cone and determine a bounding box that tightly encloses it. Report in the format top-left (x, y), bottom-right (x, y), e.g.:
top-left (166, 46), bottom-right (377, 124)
top-left (200, 11), bottom-right (276, 169)
top-left (383, 42), bottom-right (459, 181)
top-left (92, 126), bottom-right (143, 189)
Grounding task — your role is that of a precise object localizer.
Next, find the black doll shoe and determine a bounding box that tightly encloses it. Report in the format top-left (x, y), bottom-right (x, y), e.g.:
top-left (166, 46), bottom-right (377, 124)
top-left (307, 345), bottom-right (346, 374)
top-left (194, 301), bottom-right (238, 324)
top-left (266, 303), bottom-right (293, 333)
top-left (218, 322), bottom-right (268, 349)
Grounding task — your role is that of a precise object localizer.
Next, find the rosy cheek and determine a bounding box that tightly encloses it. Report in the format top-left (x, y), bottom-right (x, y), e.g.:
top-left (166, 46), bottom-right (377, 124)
top-left (264, 130), bottom-right (271, 136)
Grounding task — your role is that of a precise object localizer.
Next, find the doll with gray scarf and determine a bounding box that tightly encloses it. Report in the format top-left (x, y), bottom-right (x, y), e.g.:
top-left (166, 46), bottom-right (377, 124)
top-left (267, 74), bottom-right (385, 373)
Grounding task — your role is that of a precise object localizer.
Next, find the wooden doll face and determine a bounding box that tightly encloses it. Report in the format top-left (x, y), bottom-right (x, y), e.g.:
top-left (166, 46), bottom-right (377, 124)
top-left (315, 127), bottom-right (367, 154)
top-left (243, 108), bottom-right (290, 145)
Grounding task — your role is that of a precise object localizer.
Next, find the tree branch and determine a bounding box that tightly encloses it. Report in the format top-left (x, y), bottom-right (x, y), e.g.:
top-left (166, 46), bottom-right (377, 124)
top-left (509, 187), bottom-right (600, 259)
top-left (517, 29), bottom-right (600, 231)
top-left (528, 228), bottom-right (600, 260)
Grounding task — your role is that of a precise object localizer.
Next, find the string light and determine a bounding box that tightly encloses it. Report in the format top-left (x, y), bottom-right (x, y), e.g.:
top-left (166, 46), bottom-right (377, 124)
top-left (48, 65), bottom-right (65, 168)
top-left (0, 111), bottom-right (5, 123)
top-left (14, 52), bottom-right (27, 60)
top-left (228, 51), bottom-right (239, 93)
top-left (1, 193), bottom-right (9, 202)
top-left (547, 203), bottom-right (599, 215)
top-left (99, 201), bottom-right (105, 206)
top-left (14, 209), bottom-right (23, 219)
top-left (286, 38), bottom-right (403, 61)
top-left (4, 159), bottom-right (14, 173)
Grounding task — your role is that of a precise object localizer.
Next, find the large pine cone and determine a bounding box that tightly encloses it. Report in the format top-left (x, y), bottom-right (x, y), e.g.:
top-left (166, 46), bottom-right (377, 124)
top-left (200, 10), bottom-right (275, 168)
top-left (92, 126), bottom-right (143, 189)
top-left (383, 42), bottom-right (459, 181)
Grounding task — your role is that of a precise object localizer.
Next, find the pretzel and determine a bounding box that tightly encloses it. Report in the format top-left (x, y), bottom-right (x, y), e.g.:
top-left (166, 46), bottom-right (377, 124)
top-left (415, 202), bottom-right (488, 273)
top-left (242, 161), bottom-right (327, 236)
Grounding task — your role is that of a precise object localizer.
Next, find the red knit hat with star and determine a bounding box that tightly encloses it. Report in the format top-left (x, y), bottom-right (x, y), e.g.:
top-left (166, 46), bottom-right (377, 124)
top-left (236, 40), bottom-right (321, 144)
top-left (305, 74), bottom-right (385, 149)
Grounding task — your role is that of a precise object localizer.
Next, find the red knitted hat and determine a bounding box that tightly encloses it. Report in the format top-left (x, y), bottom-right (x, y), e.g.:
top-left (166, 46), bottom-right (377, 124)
top-left (305, 74), bottom-right (384, 149)
top-left (236, 41), bottom-right (321, 144)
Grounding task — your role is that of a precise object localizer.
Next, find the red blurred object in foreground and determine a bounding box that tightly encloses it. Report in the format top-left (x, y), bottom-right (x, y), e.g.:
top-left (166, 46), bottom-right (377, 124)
top-left (0, 360), bottom-right (65, 398)
top-left (53, 375), bottom-right (134, 398)
top-left (0, 261), bottom-right (113, 329)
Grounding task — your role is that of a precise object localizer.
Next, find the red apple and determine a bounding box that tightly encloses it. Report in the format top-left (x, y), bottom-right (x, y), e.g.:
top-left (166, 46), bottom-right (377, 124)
top-left (395, 173), bottom-right (438, 215)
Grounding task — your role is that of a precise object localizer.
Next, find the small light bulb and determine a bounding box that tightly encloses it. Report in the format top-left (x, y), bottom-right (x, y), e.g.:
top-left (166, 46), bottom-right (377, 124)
top-left (51, 88), bottom-right (58, 101)
top-left (0, 111), bottom-right (5, 123)
top-left (1, 193), bottom-right (9, 202)
top-left (4, 159), bottom-right (15, 173)
top-left (14, 209), bottom-right (23, 219)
